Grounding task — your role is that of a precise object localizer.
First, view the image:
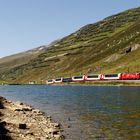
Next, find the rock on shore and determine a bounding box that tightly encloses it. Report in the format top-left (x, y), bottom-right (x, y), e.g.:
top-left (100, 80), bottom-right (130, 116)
top-left (0, 96), bottom-right (64, 140)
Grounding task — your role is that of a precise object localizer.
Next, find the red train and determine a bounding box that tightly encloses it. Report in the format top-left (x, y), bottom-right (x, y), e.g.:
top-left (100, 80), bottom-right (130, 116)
top-left (47, 72), bottom-right (140, 84)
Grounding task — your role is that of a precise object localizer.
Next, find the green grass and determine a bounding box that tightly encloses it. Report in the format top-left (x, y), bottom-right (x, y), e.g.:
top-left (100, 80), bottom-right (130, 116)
top-left (0, 80), bottom-right (8, 85)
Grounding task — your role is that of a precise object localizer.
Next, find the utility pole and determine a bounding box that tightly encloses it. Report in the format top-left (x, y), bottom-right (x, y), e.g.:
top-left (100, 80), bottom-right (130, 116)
top-left (127, 67), bottom-right (130, 73)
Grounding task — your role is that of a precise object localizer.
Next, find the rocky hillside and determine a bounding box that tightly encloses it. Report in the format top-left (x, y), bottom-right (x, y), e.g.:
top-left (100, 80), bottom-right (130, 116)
top-left (0, 7), bottom-right (140, 84)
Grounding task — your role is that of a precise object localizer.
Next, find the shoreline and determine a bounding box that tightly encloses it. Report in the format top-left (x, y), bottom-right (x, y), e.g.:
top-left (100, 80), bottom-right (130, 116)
top-left (0, 96), bottom-right (64, 140)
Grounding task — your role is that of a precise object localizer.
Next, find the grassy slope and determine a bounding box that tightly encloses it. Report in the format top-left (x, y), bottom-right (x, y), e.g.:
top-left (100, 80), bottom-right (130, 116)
top-left (0, 46), bottom-right (48, 74)
top-left (0, 7), bottom-right (140, 84)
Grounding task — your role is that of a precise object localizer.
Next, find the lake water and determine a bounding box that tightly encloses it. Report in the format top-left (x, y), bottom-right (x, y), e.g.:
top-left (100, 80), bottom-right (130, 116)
top-left (0, 85), bottom-right (140, 140)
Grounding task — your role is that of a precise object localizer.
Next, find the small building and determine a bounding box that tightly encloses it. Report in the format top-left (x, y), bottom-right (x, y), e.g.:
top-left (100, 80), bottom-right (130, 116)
top-left (29, 81), bottom-right (35, 84)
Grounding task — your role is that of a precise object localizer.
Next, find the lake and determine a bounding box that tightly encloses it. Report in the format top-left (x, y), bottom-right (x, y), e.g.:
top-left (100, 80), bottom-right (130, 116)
top-left (0, 85), bottom-right (140, 140)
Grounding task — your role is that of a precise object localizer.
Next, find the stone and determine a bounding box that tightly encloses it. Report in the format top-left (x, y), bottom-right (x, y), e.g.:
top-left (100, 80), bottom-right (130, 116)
top-left (0, 121), bottom-right (6, 126)
top-left (14, 108), bottom-right (22, 111)
top-left (22, 107), bottom-right (32, 111)
top-left (26, 131), bottom-right (34, 135)
top-left (51, 123), bottom-right (60, 127)
top-left (54, 134), bottom-right (63, 140)
top-left (16, 101), bottom-right (24, 105)
top-left (32, 109), bottom-right (42, 115)
top-left (47, 115), bottom-right (51, 118)
top-left (67, 125), bottom-right (71, 128)
top-left (47, 128), bottom-right (60, 134)
top-left (125, 47), bottom-right (131, 53)
top-left (19, 123), bottom-right (27, 129)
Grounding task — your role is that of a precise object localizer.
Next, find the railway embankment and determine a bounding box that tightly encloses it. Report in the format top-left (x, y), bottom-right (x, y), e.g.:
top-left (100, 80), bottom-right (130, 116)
top-left (57, 80), bottom-right (140, 86)
top-left (83, 80), bottom-right (140, 86)
top-left (0, 96), bottom-right (64, 140)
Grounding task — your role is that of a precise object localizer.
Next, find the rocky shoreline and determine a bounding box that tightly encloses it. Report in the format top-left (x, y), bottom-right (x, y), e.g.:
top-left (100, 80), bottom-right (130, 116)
top-left (0, 96), bottom-right (64, 140)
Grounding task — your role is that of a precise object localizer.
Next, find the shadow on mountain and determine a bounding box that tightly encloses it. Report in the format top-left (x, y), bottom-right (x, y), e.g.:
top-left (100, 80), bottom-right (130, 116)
top-left (0, 96), bottom-right (12, 140)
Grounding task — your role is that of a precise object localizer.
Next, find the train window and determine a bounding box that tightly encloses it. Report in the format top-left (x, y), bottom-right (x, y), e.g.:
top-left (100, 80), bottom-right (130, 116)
top-left (73, 76), bottom-right (83, 79)
top-left (48, 80), bottom-right (53, 82)
top-left (55, 78), bottom-right (61, 81)
top-left (62, 78), bottom-right (72, 82)
top-left (105, 74), bottom-right (118, 77)
top-left (66, 78), bottom-right (72, 80)
top-left (87, 75), bottom-right (99, 78)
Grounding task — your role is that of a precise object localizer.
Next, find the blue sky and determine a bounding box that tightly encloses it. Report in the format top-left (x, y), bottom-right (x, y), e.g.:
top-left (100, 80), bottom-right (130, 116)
top-left (0, 0), bottom-right (140, 58)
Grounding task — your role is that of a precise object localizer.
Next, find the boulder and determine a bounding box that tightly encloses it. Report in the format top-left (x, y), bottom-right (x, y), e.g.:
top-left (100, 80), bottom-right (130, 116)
top-left (47, 128), bottom-right (60, 134)
top-left (22, 107), bottom-right (32, 111)
top-left (54, 134), bottom-right (63, 140)
top-left (19, 123), bottom-right (27, 129)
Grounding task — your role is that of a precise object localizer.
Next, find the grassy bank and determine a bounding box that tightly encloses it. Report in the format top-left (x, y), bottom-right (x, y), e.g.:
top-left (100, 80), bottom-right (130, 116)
top-left (0, 81), bottom-right (8, 85)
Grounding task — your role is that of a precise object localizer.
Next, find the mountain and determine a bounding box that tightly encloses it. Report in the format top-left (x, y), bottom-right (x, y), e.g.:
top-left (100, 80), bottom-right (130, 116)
top-left (0, 7), bottom-right (140, 84)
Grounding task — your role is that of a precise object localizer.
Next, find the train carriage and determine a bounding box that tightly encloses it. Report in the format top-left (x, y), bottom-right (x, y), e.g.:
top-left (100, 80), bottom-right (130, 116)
top-left (47, 79), bottom-right (54, 84)
top-left (72, 75), bottom-right (85, 82)
top-left (102, 73), bottom-right (121, 80)
top-left (54, 78), bottom-right (63, 83)
top-left (85, 74), bottom-right (101, 81)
